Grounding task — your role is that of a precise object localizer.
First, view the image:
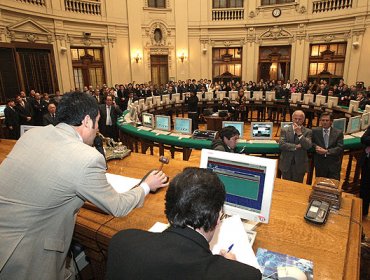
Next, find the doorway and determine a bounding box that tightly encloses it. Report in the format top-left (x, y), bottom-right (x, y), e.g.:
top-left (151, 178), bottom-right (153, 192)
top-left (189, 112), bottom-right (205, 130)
top-left (258, 46), bottom-right (291, 82)
top-left (150, 55), bottom-right (168, 86)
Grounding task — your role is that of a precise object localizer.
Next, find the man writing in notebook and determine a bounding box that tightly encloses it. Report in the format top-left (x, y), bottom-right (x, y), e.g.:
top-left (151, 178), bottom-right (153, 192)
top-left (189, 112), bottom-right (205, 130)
top-left (107, 167), bottom-right (262, 280)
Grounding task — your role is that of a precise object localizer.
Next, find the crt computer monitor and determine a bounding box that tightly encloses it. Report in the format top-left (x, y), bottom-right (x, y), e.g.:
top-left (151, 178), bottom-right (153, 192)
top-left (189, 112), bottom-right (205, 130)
top-left (315, 95), bottom-right (327, 106)
top-left (347, 115), bottom-right (361, 134)
top-left (265, 91), bottom-right (275, 101)
top-left (332, 118), bottom-right (346, 133)
top-left (349, 100), bottom-right (360, 113)
top-left (155, 115), bottom-right (171, 131)
top-left (327, 96), bottom-right (339, 108)
top-left (200, 149), bottom-right (277, 223)
top-left (222, 121), bottom-right (244, 138)
top-left (142, 112), bottom-right (154, 128)
top-left (0, 104), bottom-right (6, 117)
top-left (251, 122), bottom-right (273, 139)
top-left (361, 112), bottom-right (370, 130)
top-left (174, 117), bottom-right (192, 135)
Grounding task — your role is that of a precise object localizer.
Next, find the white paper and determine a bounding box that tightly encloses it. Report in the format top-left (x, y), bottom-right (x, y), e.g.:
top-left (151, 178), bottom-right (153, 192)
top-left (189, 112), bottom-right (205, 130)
top-left (209, 215), bottom-right (261, 270)
top-left (106, 173), bottom-right (141, 193)
top-left (148, 222), bottom-right (169, 233)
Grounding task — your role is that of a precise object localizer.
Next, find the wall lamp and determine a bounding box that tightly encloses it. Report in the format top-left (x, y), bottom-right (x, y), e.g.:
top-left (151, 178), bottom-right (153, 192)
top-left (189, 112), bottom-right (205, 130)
top-left (178, 51), bottom-right (187, 63)
top-left (133, 51), bottom-right (142, 63)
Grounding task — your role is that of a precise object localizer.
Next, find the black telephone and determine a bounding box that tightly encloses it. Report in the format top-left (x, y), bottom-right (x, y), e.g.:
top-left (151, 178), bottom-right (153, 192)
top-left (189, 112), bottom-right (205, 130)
top-left (304, 200), bottom-right (330, 225)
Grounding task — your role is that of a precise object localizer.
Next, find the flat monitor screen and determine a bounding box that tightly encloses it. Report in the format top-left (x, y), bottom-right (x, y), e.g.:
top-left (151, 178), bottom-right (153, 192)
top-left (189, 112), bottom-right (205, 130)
top-left (142, 112), bottom-right (154, 128)
top-left (222, 121), bottom-right (244, 137)
top-left (315, 95), bottom-right (327, 106)
top-left (280, 122), bottom-right (292, 131)
top-left (361, 112), bottom-right (370, 130)
top-left (349, 100), bottom-right (360, 112)
top-left (200, 149), bottom-right (277, 223)
top-left (251, 122), bottom-right (273, 139)
top-left (332, 118), bottom-right (346, 133)
top-left (174, 117), bottom-right (192, 134)
top-left (327, 96), bottom-right (339, 108)
top-left (0, 105), bottom-right (6, 117)
top-left (155, 115), bottom-right (171, 131)
top-left (347, 116), bottom-right (361, 134)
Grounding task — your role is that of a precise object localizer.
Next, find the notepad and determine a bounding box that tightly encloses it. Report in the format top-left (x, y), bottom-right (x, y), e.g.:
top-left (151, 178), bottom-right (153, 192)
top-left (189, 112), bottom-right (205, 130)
top-left (106, 173), bottom-right (140, 193)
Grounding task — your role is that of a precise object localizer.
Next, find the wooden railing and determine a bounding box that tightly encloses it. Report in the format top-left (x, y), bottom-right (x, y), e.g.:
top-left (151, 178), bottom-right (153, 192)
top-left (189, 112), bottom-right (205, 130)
top-left (212, 8), bottom-right (244, 21)
top-left (16, 0), bottom-right (46, 6)
top-left (64, 0), bottom-right (101, 15)
top-left (312, 0), bottom-right (352, 13)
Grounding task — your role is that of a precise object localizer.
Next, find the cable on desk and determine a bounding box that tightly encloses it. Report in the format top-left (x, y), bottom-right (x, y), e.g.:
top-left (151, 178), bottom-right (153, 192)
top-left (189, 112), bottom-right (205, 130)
top-left (95, 215), bottom-right (115, 262)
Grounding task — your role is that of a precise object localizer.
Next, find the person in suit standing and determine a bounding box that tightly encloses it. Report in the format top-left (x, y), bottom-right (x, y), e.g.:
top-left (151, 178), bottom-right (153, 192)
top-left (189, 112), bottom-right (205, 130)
top-left (98, 95), bottom-right (123, 140)
top-left (32, 92), bottom-right (48, 126)
top-left (312, 112), bottom-right (344, 180)
top-left (106, 167), bottom-right (262, 280)
top-left (0, 92), bottom-right (169, 280)
top-left (15, 94), bottom-right (33, 125)
top-left (43, 102), bottom-right (58, 126)
top-left (360, 125), bottom-right (370, 217)
top-left (279, 110), bottom-right (312, 183)
top-left (4, 98), bottom-right (20, 139)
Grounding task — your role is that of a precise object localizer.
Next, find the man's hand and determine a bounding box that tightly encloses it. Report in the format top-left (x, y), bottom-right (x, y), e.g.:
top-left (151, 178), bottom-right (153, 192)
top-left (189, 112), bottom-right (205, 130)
top-left (9, 126), bottom-right (13, 130)
top-left (220, 249), bottom-right (236, 261)
top-left (295, 144), bottom-right (302, 150)
top-left (144, 170), bottom-right (169, 192)
top-left (315, 146), bottom-right (328, 155)
top-left (293, 123), bottom-right (302, 135)
top-left (26, 116), bottom-right (31, 121)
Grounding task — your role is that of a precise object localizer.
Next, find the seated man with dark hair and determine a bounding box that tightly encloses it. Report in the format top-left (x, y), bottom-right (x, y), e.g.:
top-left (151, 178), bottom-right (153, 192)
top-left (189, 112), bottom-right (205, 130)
top-left (211, 125), bottom-right (240, 153)
top-left (107, 168), bottom-right (261, 280)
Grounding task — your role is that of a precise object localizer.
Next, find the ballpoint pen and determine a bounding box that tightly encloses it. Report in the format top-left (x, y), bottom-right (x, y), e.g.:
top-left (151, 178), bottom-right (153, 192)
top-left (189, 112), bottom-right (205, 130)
top-left (227, 243), bottom-right (234, 253)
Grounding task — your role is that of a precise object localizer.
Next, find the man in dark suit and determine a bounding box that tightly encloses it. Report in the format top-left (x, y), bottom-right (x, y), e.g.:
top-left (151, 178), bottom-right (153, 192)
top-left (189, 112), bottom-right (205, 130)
top-left (98, 95), bottom-right (123, 140)
top-left (279, 110), bottom-right (312, 183)
top-left (43, 103), bottom-right (58, 126)
top-left (107, 168), bottom-right (262, 280)
top-left (312, 112), bottom-right (344, 180)
top-left (31, 92), bottom-right (48, 126)
top-left (4, 98), bottom-right (20, 139)
top-left (360, 125), bottom-right (370, 216)
top-left (15, 94), bottom-right (33, 125)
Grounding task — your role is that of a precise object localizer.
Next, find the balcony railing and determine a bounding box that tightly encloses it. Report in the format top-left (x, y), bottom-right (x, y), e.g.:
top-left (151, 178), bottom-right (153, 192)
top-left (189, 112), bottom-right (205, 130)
top-left (65, 0), bottom-right (101, 15)
top-left (212, 8), bottom-right (244, 21)
top-left (17, 0), bottom-right (46, 6)
top-left (312, 0), bottom-right (352, 13)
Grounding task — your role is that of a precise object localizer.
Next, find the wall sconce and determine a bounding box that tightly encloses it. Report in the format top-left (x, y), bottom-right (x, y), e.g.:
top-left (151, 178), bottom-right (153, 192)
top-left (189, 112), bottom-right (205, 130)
top-left (133, 51), bottom-right (142, 63)
top-left (178, 51), bottom-right (187, 63)
top-left (60, 46), bottom-right (67, 54)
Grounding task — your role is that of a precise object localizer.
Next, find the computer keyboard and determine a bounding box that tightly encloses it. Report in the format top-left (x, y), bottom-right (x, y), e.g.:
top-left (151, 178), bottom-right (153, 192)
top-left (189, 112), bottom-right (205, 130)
top-left (170, 133), bottom-right (192, 138)
top-left (351, 131), bottom-right (365, 138)
top-left (343, 134), bottom-right (355, 140)
top-left (248, 139), bottom-right (277, 144)
top-left (137, 126), bottom-right (153, 131)
top-left (151, 129), bottom-right (171, 135)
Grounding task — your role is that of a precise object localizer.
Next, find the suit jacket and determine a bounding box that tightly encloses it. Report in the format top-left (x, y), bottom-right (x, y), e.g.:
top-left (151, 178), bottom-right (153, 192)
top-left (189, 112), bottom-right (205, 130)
top-left (4, 106), bottom-right (19, 128)
top-left (0, 123), bottom-right (145, 280)
top-left (15, 101), bottom-right (33, 125)
top-left (279, 125), bottom-right (312, 173)
top-left (312, 127), bottom-right (343, 179)
top-left (43, 113), bottom-right (58, 126)
top-left (98, 104), bottom-right (123, 128)
top-left (106, 226), bottom-right (262, 280)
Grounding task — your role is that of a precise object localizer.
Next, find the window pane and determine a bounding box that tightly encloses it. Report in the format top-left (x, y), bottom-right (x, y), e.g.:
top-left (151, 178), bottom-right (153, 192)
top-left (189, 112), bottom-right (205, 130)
top-left (148, 0), bottom-right (156, 7)
top-left (94, 49), bottom-right (101, 61)
top-left (87, 49), bottom-right (94, 57)
top-left (219, 0), bottom-right (227, 8)
top-left (157, 0), bottom-right (165, 8)
top-left (337, 44), bottom-right (346, 55)
top-left (309, 63), bottom-right (317, 75)
top-left (335, 63), bottom-right (344, 76)
top-left (329, 44), bottom-right (338, 54)
top-left (311, 45), bottom-right (319, 57)
top-left (317, 63), bottom-right (325, 73)
top-left (319, 45), bottom-right (327, 55)
top-left (234, 64), bottom-right (241, 76)
top-left (327, 63), bottom-right (335, 74)
top-left (89, 68), bottom-right (97, 87)
top-left (73, 68), bottom-right (84, 90)
top-left (71, 49), bottom-right (79, 60)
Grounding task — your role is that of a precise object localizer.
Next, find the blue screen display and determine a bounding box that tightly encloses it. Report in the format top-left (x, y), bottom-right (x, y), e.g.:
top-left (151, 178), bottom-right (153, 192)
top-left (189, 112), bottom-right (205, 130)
top-left (174, 118), bottom-right (191, 134)
top-left (223, 122), bottom-right (243, 136)
top-left (156, 115), bottom-right (170, 131)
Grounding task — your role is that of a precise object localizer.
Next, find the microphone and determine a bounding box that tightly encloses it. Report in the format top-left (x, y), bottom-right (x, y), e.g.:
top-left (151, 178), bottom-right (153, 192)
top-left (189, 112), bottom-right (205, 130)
top-left (94, 134), bottom-right (105, 158)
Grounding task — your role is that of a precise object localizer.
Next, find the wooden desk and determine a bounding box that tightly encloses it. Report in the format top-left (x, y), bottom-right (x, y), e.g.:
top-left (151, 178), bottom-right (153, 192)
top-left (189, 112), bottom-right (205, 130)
top-left (0, 140), bottom-right (361, 280)
top-left (204, 115), bottom-right (228, 131)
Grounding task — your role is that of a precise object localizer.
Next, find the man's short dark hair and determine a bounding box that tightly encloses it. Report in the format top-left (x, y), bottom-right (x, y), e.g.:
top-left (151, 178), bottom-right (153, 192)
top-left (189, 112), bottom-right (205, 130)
top-left (165, 167), bottom-right (225, 232)
top-left (220, 126), bottom-right (240, 140)
top-left (320, 111), bottom-right (333, 121)
top-left (56, 92), bottom-right (99, 126)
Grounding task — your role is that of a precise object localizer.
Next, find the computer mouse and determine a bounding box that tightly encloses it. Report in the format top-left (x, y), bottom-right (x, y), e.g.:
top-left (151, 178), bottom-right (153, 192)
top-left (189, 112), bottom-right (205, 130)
top-left (277, 266), bottom-right (307, 280)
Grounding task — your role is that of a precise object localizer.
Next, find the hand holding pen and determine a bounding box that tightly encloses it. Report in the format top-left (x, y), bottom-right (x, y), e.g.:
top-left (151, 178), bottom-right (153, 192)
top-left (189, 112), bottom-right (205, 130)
top-left (220, 243), bottom-right (236, 260)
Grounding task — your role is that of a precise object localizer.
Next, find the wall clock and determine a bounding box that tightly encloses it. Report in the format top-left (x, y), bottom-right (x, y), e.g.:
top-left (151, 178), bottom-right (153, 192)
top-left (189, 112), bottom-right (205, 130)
top-left (272, 8), bottom-right (282, 18)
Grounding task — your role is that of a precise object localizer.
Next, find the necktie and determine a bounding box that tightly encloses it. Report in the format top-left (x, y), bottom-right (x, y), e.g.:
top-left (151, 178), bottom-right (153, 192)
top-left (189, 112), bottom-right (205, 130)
top-left (324, 129), bottom-right (329, 149)
top-left (106, 106), bottom-right (112, 126)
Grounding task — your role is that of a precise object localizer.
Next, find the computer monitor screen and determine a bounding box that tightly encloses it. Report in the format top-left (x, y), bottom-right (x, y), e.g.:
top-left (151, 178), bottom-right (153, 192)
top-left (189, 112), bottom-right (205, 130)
top-left (200, 149), bottom-right (277, 223)
top-left (251, 122), bottom-right (273, 139)
top-left (361, 112), bottom-right (370, 130)
top-left (290, 93), bottom-right (301, 103)
top-left (229, 91), bottom-right (238, 101)
top-left (265, 91), bottom-right (275, 101)
top-left (332, 118), bottom-right (346, 133)
top-left (0, 105), bottom-right (6, 117)
top-left (303, 93), bottom-right (314, 104)
top-left (253, 91), bottom-right (263, 101)
top-left (280, 122), bottom-right (292, 131)
top-left (222, 121), bottom-right (244, 137)
top-left (174, 117), bottom-right (192, 135)
top-left (327, 96), bottom-right (338, 108)
top-left (155, 115), bottom-right (171, 131)
top-left (347, 116), bottom-right (361, 134)
top-left (349, 100), bottom-right (360, 112)
top-left (142, 112), bottom-right (154, 128)
top-left (315, 95), bottom-right (327, 106)
top-left (145, 96), bottom-right (153, 105)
